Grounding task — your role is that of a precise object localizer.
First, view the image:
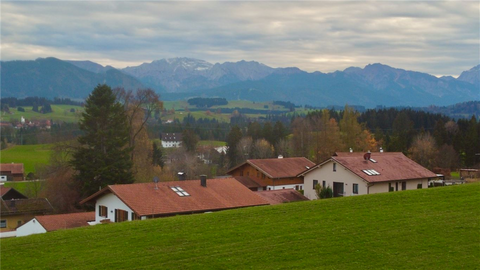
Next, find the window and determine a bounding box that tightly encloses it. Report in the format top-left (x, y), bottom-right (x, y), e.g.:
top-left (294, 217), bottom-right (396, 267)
top-left (417, 183), bottom-right (422, 189)
top-left (353, 184), bottom-right (358, 194)
top-left (262, 174), bottom-right (265, 179)
top-left (333, 163), bottom-right (336, 172)
top-left (99, 205), bottom-right (108, 217)
top-left (313, 180), bottom-right (318, 189)
top-left (0, 220), bottom-right (6, 228)
top-left (131, 212), bottom-right (138, 221)
top-left (115, 209), bottom-right (128, 222)
top-left (322, 181), bottom-right (326, 188)
top-left (388, 183), bottom-right (393, 192)
top-left (171, 186), bottom-right (190, 197)
top-left (402, 182), bottom-right (406, 191)
top-left (295, 185), bottom-right (299, 190)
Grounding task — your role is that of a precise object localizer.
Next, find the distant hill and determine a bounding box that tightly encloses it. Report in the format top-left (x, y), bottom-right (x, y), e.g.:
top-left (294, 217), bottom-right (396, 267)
top-left (122, 57), bottom-right (274, 92)
top-left (1, 57), bottom-right (478, 107)
top-left (0, 58), bottom-right (145, 99)
top-left (457, 65), bottom-right (480, 86)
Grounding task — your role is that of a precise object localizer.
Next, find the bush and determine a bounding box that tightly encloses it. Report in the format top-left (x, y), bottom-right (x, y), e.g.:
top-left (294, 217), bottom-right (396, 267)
top-left (17, 107), bottom-right (25, 112)
top-left (315, 184), bottom-right (333, 199)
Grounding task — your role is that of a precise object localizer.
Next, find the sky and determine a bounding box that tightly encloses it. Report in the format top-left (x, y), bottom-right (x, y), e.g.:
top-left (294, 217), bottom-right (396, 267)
top-left (1, 1), bottom-right (479, 77)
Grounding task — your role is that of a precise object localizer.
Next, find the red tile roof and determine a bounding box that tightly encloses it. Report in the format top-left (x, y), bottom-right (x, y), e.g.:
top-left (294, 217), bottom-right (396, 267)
top-left (0, 163), bottom-right (24, 174)
top-left (233, 176), bottom-right (265, 189)
top-left (34, 212), bottom-right (95, 232)
top-left (0, 187), bottom-right (27, 200)
top-left (255, 189), bottom-right (309, 205)
top-left (229, 157), bottom-right (315, 179)
top-left (329, 152), bottom-right (437, 183)
top-left (81, 178), bottom-right (269, 216)
top-left (0, 187), bottom-right (12, 197)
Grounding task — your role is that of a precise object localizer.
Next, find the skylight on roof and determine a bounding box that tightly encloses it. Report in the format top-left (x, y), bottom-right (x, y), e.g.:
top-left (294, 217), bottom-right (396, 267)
top-left (370, 159), bottom-right (377, 163)
top-left (362, 169), bottom-right (380, 176)
top-left (171, 186), bottom-right (190, 197)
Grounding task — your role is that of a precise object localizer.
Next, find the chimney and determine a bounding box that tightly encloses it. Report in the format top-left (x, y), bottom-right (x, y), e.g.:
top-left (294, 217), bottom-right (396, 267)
top-left (200, 175), bottom-right (207, 187)
top-left (363, 150), bottom-right (371, 160)
top-left (349, 148), bottom-right (353, 153)
top-left (379, 147), bottom-right (383, 153)
top-left (278, 155), bottom-right (283, 159)
top-left (178, 171), bottom-right (186, 181)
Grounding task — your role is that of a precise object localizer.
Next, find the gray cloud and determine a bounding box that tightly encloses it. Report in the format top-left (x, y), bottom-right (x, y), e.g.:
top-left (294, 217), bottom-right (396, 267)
top-left (1, 1), bottom-right (478, 76)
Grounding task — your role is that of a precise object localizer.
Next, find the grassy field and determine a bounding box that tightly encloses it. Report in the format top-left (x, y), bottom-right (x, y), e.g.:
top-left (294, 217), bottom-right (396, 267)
top-left (198, 140), bottom-right (226, 147)
top-left (0, 144), bottom-right (52, 174)
top-left (0, 105), bottom-right (84, 123)
top-left (1, 183), bottom-right (479, 269)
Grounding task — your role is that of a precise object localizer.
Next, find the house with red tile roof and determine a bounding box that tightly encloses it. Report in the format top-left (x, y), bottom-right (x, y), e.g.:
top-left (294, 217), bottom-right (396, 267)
top-left (80, 177), bottom-right (269, 224)
top-left (227, 157), bottom-right (315, 191)
top-left (16, 212), bottom-right (95, 237)
top-left (299, 152), bottom-right (438, 200)
top-left (0, 163), bottom-right (25, 181)
top-left (1, 198), bottom-right (54, 233)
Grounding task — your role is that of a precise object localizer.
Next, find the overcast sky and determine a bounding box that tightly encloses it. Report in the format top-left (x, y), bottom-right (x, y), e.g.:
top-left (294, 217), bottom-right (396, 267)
top-left (1, 1), bottom-right (479, 77)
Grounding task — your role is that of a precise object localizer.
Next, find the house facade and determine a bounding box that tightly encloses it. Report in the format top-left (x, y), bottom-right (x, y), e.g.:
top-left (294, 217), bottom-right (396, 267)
top-left (161, 133), bottom-right (182, 148)
top-left (80, 177), bottom-right (269, 224)
top-left (300, 152), bottom-right (438, 200)
top-left (227, 157), bottom-right (315, 191)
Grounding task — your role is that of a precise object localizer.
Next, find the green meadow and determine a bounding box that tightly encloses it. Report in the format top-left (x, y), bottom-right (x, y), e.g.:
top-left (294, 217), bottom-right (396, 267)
top-left (0, 144), bottom-right (53, 174)
top-left (0, 105), bottom-right (84, 123)
top-left (2, 183), bottom-right (478, 269)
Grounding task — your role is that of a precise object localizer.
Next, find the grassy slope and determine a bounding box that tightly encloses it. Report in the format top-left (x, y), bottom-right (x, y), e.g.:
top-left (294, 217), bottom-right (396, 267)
top-left (2, 184), bottom-right (479, 269)
top-left (0, 144), bottom-right (52, 174)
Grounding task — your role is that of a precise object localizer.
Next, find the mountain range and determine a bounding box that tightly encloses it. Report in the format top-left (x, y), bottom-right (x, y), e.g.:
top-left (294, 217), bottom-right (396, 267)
top-left (1, 57), bottom-right (478, 107)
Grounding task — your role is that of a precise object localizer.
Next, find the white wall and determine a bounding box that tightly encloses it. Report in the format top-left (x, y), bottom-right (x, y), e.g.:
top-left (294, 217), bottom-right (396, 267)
top-left (368, 178), bottom-right (429, 194)
top-left (303, 160), bottom-right (369, 200)
top-left (266, 184), bottom-right (304, 191)
top-left (95, 193), bottom-right (135, 223)
top-left (16, 218), bottom-right (47, 237)
top-left (161, 141), bottom-right (181, 148)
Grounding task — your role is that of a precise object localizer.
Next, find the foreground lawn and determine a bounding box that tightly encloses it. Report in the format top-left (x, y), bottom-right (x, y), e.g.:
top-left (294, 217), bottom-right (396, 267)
top-left (1, 184), bottom-right (479, 269)
top-left (0, 144), bottom-right (52, 174)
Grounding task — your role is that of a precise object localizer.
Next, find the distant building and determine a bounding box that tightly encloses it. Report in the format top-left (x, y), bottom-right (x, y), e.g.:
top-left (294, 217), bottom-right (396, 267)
top-left (299, 152), bottom-right (438, 200)
top-left (0, 163), bottom-right (25, 181)
top-left (227, 157), bottom-right (315, 191)
top-left (161, 133), bottom-right (182, 148)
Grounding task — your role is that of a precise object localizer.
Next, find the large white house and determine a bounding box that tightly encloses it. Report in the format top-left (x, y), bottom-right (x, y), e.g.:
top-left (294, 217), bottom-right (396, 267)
top-left (80, 177), bottom-right (269, 224)
top-left (161, 133), bottom-right (182, 148)
top-left (299, 152), bottom-right (438, 200)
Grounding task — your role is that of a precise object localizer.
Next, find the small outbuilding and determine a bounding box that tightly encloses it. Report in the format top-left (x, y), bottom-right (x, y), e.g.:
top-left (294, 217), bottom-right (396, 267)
top-left (16, 212), bottom-right (95, 237)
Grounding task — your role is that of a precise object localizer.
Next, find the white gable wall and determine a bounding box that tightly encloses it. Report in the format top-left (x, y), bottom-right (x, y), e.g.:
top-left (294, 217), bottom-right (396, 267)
top-left (95, 193), bottom-right (135, 223)
top-left (16, 218), bottom-right (47, 237)
top-left (303, 160), bottom-right (368, 200)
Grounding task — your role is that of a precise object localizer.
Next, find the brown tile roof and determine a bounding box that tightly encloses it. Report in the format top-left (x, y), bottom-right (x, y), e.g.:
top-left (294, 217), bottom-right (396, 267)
top-left (0, 163), bottom-right (24, 174)
top-left (229, 157), bottom-right (315, 179)
top-left (0, 187), bottom-right (12, 197)
top-left (255, 189), bottom-right (309, 205)
top-left (233, 176), bottom-right (265, 189)
top-left (161, 133), bottom-right (182, 142)
top-left (80, 178), bottom-right (269, 216)
top-left (1, 198), bottom-right (54, 216)
top-left (330, 152), bottom-right (437, 183)
top-left (34, 212), bottom-right (95, 232)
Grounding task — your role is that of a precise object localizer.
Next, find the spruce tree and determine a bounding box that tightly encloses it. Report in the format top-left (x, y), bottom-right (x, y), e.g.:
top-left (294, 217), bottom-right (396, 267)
top-left (71, 84), bottom-right (134, 198)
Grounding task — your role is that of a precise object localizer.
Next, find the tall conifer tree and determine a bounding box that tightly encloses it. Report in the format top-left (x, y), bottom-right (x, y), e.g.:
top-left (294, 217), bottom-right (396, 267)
top-left (71, 84), bottom-right (133, 198)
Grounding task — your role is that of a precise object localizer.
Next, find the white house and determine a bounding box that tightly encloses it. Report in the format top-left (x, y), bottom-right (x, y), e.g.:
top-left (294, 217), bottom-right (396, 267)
top-left (80, 177), bottom-right (269, 224)
top-left (161, 133), bottom-right (182, 148)
top-left (299, 152), bottom-right (438, 200)
top-left (16, 212), bottom-right (95, 237)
